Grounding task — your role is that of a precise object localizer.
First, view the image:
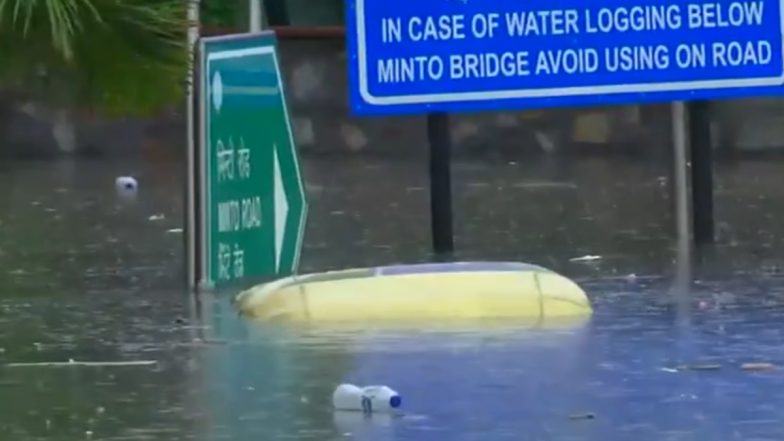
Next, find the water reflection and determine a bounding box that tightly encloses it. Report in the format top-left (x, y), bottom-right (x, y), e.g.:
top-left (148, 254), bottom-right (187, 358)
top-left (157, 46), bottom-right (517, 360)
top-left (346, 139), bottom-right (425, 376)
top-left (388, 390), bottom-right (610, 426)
top-left (196, 285), bottom-right (784, 441)
top-left (3, 156), bottom-right (784, 439)
top-left (195, 291), bottom-right (592, 441)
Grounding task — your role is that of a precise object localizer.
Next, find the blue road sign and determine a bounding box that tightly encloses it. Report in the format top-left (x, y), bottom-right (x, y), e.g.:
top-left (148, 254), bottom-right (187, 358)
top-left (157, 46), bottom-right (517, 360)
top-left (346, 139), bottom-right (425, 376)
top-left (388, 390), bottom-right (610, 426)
top-left (347, 0), bottom-right (784, 115)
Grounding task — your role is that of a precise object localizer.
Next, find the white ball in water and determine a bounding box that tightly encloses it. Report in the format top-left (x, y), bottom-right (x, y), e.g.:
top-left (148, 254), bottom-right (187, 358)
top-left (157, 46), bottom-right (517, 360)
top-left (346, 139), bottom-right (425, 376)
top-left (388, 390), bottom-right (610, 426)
top-left (115, 176), bottom-right (138, 195)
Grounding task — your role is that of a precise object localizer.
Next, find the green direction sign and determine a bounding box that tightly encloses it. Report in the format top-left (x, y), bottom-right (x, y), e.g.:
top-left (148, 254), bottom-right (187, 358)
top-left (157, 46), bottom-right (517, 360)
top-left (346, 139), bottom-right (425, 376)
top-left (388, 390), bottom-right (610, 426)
top-left (198, 32), bottom-right (307, 288)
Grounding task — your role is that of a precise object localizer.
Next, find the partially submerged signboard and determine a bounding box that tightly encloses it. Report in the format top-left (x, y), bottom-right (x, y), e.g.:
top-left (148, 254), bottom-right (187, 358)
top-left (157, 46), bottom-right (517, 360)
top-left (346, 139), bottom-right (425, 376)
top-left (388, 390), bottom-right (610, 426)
top-left (195, 32), bottom-right (308, 289)
top-left (346, 0), bottom-right (784, 114)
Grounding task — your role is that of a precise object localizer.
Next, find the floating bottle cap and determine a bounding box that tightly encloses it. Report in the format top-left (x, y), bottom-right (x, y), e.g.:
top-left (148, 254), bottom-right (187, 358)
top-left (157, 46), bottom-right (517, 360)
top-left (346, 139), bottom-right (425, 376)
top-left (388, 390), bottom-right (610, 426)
top-left (389, 395), bottom-right (401, 408)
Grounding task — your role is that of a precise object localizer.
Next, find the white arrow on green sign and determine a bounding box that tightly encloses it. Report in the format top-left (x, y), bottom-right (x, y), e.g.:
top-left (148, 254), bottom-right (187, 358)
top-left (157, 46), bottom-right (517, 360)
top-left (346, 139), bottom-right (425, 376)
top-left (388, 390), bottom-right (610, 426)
top-left (198, 32), bottom-right (307, 288)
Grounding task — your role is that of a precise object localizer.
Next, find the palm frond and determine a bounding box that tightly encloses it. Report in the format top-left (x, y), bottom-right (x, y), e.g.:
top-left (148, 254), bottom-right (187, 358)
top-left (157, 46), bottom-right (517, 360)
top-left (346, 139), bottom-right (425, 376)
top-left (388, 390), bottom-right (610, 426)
top-left (0, 0), bottom-right (189, 116)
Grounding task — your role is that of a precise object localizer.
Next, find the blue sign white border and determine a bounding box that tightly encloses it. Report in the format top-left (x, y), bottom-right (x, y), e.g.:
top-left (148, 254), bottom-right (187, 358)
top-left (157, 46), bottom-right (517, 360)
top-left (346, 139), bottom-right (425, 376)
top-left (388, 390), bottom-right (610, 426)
top-left (349, 0), bottom-right (784, 112)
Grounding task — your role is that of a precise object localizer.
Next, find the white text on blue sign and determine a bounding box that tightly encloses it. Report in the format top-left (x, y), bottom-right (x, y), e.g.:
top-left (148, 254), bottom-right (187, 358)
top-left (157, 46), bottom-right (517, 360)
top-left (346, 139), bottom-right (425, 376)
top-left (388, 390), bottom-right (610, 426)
top-left (350, 0), bottom-right (784, 110)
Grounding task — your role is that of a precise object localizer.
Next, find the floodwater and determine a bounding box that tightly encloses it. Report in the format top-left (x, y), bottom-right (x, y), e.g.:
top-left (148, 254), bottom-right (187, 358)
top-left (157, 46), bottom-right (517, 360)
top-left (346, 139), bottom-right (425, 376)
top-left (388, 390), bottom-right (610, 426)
top-left (3, 154), bottom-right (784, 440)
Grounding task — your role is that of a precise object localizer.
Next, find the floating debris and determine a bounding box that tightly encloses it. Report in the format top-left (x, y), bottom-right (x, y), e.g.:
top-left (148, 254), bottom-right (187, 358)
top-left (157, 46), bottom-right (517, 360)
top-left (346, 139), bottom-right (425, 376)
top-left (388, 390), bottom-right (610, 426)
top-left (741, 363), bottom-right (776, 371)
top-left (674, 364), bottom-right (722, 371)
top-left (569, 412), bottom-right (596, 420)
top-left (569, 255), bottom-right (602, 263)
top-left (166, 228), bottom-right (184, 234)
top-left (148, 214), bottom-right (165, 221)
top-left (688, 364), bottom-right (722, 371)
top-left (5, 360), bottom-right (157, 368)
top-left (116, 176), bottom-right (138, 192)
top-left (512, 181), bottom-right (578, 190)
top-left (660, 367), bottom-right (679, 373)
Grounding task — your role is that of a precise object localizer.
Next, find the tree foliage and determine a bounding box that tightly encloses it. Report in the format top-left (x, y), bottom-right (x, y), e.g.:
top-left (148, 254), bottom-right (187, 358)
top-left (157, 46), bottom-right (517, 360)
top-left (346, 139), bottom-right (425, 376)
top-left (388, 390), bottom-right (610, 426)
top-left (201, 0), bottom-right (239, 28)
top-left (0, 0), bottom-right (190, 117)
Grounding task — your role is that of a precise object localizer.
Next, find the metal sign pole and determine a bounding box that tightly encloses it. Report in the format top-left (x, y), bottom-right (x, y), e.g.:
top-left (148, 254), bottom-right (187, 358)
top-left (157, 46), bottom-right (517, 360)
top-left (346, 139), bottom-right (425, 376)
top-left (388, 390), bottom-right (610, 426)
top-left (186, 0), bottom-right (201, 289)
top-left (249, 0), bottom-right (263, 32)
top-left (671, 101), bottom-right (693, 324)
top-left (688, 101), bottom-right (715, 244)
top-left (427, 113), bottom-right (454, 257)
top-left (672, 101), bottom-right (691, 246)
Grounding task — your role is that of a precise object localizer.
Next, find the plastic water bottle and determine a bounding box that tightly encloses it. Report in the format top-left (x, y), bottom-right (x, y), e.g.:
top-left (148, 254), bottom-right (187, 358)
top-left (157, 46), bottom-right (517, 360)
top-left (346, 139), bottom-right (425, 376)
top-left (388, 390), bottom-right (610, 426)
top-left (332, 384), bottom-right (402, 413)
top-left (115, 176), bottom-right (138, 197)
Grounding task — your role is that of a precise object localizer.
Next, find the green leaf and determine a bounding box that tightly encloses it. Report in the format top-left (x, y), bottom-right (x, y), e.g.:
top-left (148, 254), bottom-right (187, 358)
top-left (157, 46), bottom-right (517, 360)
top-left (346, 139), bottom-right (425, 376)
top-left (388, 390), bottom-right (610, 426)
top-left (0, 0), bottom-right (190, 116)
